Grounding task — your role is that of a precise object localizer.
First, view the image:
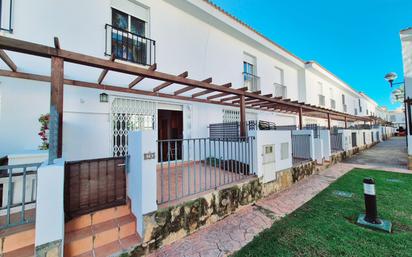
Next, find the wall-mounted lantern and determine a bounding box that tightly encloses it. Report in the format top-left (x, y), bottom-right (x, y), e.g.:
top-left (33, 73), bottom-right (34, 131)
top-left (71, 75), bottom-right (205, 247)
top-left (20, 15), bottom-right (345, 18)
top-left (99, 92), bottom-right (109, 103)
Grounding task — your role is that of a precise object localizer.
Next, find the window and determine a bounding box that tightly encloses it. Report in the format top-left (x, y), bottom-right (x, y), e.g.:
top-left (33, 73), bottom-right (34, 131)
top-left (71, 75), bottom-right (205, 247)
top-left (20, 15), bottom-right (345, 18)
top-left (318, 82), bottom-right (325, 106)
top-left (0, 0), bottom-right (13, 32)
top-left (109, 8), bottom-right (155, 65)
top-left (243, 53), bottom-right (259, 92)
top-left (330, 99), bottom-right (336, 109)
top-left (342, 94), bottom-right (347, 112)
top-left (281, 143), bottom-right (289, 160)
top-left (354, 108), bottom-right (358, 115)
top-left (366, 109), bottom-right (369, 115)
top-left (274, 67), bottom-right (286, 98)
top-left (358, 99), bottom-right (362, 113)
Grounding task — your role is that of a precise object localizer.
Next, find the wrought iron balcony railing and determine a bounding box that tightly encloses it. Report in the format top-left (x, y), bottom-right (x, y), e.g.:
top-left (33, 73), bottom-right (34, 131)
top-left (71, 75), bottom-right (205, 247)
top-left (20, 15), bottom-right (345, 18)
top-left (274, 83), bottom-right (287, 98)
top-left (243, 72), bottom-right (260, 92)
top-left (330, 99), bottom-right (336, 110)
top-left (318, 94), bottom-right (325, 106)
top-left (105, 24), bottom-right (156, 66)
top-left (343, 104), bottom-right (348, 113)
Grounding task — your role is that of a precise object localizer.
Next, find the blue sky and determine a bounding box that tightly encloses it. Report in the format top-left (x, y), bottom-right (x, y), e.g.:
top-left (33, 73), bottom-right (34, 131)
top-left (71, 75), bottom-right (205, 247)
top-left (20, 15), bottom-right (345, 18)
top-left (211, 0), bottom-right (412, 110)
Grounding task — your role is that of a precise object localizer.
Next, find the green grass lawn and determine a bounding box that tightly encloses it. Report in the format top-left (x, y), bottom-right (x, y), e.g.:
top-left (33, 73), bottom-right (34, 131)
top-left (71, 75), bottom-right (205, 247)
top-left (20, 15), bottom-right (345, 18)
top-left (234, 169), bottom-right (412, 257)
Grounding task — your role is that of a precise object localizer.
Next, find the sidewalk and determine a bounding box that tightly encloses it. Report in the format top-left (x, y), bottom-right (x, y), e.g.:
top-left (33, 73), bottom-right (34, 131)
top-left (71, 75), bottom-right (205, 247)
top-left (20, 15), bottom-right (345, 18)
top-left (149, 161), bottom-right (409, 257)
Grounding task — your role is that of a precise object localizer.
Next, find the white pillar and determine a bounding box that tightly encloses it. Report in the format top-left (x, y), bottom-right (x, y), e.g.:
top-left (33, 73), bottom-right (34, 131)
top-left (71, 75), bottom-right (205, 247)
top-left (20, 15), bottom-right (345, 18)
top-left (320, 130), bottom-right (331, 161)
top-left (35, 159), bottom-right (65, 257)
top-left (128, 130), bottom-right (157, 235)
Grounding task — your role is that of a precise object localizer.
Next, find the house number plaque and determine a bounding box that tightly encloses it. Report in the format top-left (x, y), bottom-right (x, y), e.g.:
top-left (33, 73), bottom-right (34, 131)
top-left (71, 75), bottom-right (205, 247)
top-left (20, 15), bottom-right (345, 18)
top-left (144, 152), bottom-right (156, 160)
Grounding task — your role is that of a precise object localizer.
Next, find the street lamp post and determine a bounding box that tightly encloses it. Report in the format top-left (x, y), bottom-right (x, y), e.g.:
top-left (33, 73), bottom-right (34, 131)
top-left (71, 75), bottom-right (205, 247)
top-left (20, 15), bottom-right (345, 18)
top-left (384, 72), bottom-right (406, 144)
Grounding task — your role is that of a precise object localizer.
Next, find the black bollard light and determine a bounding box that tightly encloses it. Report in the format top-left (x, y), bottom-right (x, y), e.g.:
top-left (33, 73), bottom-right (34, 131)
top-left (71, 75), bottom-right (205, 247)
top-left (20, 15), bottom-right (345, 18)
top-left (362, 178), bottom-right (381, 224)
top-left (356, 177), bottom-right (392, 232)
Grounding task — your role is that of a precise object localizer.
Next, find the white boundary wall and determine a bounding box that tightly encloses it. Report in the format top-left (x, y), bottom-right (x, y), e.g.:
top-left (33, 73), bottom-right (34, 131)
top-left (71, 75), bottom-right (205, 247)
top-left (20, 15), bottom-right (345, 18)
top-left (249, 130), bottom-right (292, 183)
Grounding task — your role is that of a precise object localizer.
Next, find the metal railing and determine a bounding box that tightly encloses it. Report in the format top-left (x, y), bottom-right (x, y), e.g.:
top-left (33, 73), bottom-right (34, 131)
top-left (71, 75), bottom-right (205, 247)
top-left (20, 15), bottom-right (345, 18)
top-left (274, 83), bottom-right (287, 98)
top-left (292, 134), bottom-right (312, 160)
top-left (318, 95), bottom-right (325, 106)
top-left (330, 99), bottom-right (336, 110)
top-left (330, 133), bottom-right (343, 152)
top-left (0, 0), bottom-right (13, 32)
top-left (243, 72), bottom-right (260, 92)
top-left (0, 162), bottom-right (41, 229)
top-left (305, 124), bottom-right (320, 138)
top-left (157, 137), bottom-right (255, 205)
top-left (105, 24), bottom-right (156, 66)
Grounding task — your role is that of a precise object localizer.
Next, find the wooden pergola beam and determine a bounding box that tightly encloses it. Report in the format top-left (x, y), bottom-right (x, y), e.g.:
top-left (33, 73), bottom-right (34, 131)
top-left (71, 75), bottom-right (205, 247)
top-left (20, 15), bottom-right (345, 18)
top-left (175, 77), bottom-right (212, 96)
top-left (220, 95), bottom-right (240, 102)
top-left (153, 71), bottom-right (188, 92)
top-left (98, 54), bottom-right (115, 84)
top-left (0, 50), bottom-right (17, 72)
top-left (207, 92), bottom-right (231, 100)
top-left (0, 36), bottom-right (373, 123)
top-left (128, 63), bottom-right (157, 88)
top-left (191, 82), bottom-right (232, 98)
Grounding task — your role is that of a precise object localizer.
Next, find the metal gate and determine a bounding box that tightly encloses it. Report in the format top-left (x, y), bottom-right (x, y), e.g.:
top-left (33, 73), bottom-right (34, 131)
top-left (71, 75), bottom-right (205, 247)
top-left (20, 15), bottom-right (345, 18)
top-left (64, 157), bottom-right (127, 220)
top-left (351, 132), bottom-right (357, 147)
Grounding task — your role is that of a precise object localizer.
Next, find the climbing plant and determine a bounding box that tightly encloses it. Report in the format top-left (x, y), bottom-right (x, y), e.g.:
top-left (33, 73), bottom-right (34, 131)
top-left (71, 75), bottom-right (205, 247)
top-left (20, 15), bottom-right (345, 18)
top-left (38, 113), bottom-right (49, 150)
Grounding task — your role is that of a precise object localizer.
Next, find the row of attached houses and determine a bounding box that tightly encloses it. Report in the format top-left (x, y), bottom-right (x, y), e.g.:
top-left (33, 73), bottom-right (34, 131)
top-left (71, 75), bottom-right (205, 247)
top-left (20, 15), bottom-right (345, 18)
top-left (0, 1), bottom-right (396, 257)
top-left (0, 0), bottom-right (391, 160)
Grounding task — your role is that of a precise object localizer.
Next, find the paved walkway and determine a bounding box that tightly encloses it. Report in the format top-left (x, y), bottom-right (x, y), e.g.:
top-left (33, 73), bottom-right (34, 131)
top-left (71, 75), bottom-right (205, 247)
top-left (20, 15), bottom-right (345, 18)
top-left (344, 137), bottom-right (408, 169)
top-left (149, 138), bottom-right (410, 257)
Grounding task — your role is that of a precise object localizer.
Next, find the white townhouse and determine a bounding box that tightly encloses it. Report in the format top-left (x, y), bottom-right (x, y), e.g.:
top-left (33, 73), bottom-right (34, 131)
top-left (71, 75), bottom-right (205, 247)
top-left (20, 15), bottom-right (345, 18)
top-left (401, 27), bottom-right (412, 168)
top-left (0, 0), bottom-right (390, 161)
top-left (0, 1), bottom-right (396, 256)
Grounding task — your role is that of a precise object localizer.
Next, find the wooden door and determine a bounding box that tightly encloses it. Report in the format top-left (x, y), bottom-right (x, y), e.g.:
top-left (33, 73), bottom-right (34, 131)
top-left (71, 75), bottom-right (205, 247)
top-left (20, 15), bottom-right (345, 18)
top-left (158, 110), bottom-right (183, 161)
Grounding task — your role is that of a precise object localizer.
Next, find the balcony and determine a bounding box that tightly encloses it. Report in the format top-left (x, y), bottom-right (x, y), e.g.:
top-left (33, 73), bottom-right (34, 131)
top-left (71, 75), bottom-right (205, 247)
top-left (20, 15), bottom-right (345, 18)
top-left (318, 94), bottom-right (325, 106)
top-left (275, 83), bottom-right (287, 98)
top-left (243, 72), bottom-right (260, 92)
top-left (105, 24), bottom-right (156, 66)
top-left (330, 99), bottom-right (336, 109)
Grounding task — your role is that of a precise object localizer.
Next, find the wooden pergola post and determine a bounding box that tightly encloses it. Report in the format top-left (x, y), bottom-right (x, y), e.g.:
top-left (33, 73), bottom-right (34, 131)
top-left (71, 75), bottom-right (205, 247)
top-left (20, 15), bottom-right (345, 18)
top-left (49, 56), bottom-right (64, 163)
top-left (344, 116), bottom-right (348, 129)
top-left (298, 107), bottom-right (303, 129)
top-left (327, 113), bottom-right (331, 130)
top-left (240, 95), bottom-right (246, 137)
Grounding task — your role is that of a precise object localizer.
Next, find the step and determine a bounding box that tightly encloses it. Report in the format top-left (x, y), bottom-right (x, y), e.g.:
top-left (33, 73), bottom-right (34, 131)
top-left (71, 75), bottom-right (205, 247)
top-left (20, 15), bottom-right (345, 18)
top-left (0, 223), bottom-right (35, 254)
top-left (65, 204), bottom-right (131, 233)
top-left (3, 244), bottom-right (34, 257)
top-left (64, 213), bottom-right (137, 257)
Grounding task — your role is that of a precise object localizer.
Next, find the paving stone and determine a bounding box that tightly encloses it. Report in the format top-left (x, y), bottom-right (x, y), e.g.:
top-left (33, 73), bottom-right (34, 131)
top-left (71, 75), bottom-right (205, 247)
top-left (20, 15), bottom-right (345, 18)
top-left (149, 138), bottom-right (409, 257)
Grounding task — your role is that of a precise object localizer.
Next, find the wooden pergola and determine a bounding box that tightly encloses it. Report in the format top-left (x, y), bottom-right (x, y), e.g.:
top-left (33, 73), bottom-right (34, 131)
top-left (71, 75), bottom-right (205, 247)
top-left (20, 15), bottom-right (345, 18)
top-left (0, 36), bottom-right (372, 161)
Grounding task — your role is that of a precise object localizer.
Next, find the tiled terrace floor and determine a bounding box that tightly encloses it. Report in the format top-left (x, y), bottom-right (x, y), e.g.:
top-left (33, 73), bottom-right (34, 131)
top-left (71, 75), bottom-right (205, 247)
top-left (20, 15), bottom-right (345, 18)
top-left (149, 138), bottom-right (410, 257)
top-left (157, 162), bottom-right (254, 208)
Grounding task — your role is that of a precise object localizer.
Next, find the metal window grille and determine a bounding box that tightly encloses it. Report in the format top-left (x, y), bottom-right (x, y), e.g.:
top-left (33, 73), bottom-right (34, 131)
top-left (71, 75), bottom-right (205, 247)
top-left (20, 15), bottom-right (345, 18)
top-left (111, 98), bottom-right (156, 157)
top-left (222, 109), bottom-right (240, 123)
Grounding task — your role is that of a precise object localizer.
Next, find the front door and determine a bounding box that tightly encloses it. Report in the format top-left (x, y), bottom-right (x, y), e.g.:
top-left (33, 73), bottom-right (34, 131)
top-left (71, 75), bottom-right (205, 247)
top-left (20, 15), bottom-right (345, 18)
top-left (158, 110), bottom-right (183, 162)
